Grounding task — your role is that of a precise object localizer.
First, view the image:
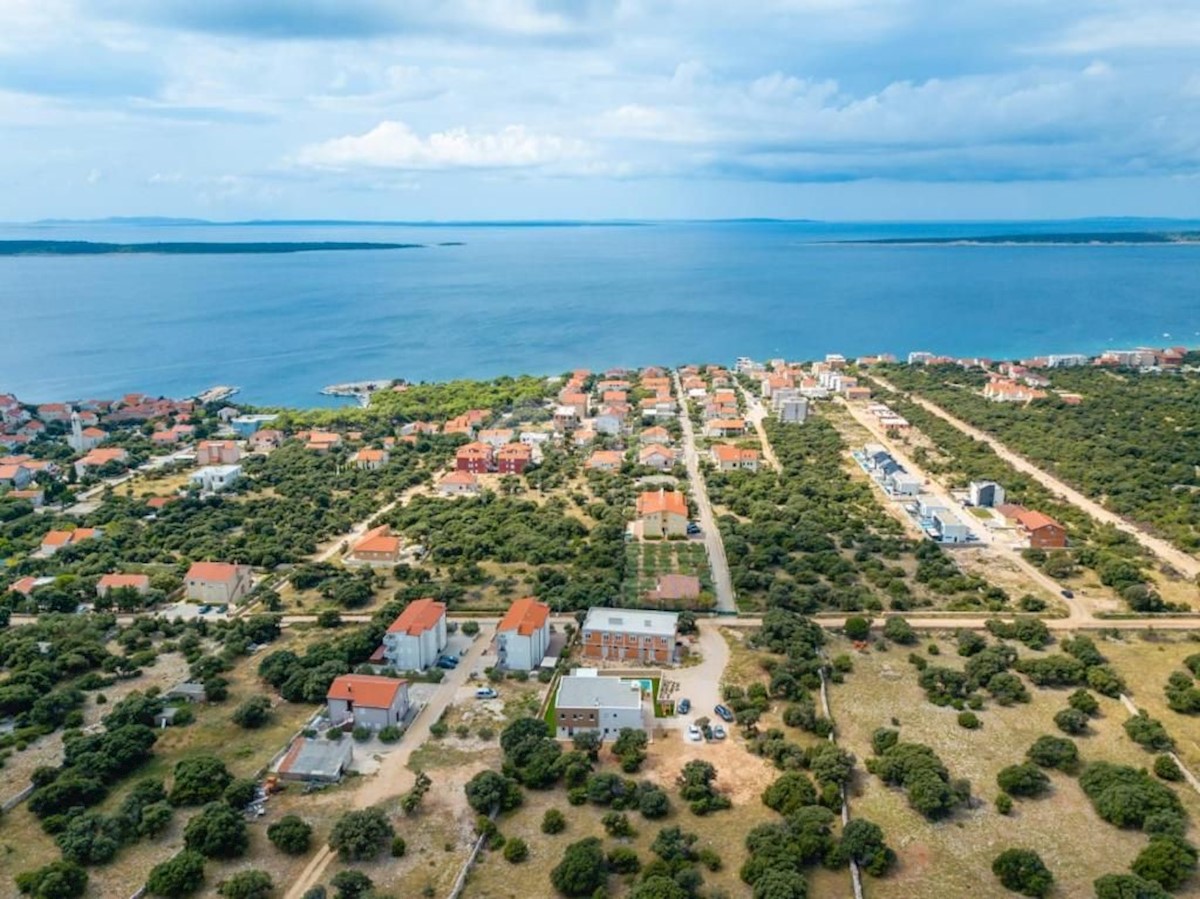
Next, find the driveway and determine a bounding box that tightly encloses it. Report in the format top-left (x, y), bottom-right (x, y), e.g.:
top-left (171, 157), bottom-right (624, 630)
top-left (736, 382), bottom-right (781, 471)
top-left (665, 622), bottom-right (731, 731)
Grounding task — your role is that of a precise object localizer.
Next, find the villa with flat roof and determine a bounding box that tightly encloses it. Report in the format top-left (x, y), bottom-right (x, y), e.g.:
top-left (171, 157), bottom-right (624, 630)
top-left (581, 607), bottom-right (679, 664)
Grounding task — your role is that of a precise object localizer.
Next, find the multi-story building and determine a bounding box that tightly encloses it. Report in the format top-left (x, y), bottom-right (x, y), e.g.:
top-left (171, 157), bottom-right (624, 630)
top-left (326, 674), bottom-right (410, 730)
top-left (184, 561), bottom-right (252, 605)
top-left (554, 669), bottom-right (645, 740)
top-left (495, 596), bottom-right (551, 671)
top-left (581, 607), bottom-right (678, 664)
top-left (382, 598), bottom-right (448, 671)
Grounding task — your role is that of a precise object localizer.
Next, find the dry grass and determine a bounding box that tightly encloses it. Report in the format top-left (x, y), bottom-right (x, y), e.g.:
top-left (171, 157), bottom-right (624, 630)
top-left (831, 632), bottom-right (1200, 899)
top-left (719, 627), bottom-right (772, 687)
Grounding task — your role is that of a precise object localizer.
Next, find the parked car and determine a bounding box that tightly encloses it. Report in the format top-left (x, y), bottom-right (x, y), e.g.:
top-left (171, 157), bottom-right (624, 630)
top-left (677, 698), bottom-right (691, 715)
top-left (686, 522), bottom-right (701, 535)
top-left (1061, 589), bottom-right (1074, 599)
top-left (686, 724), bottom-right (702, 742)
top-left (436, 657), bottom-right (458, 670)
top-left (475, 687), bottom-right (498, 699)
top-left (714, 704), bottom-right (734, 722)
top-left (713, 725), bottom-right (727, 740)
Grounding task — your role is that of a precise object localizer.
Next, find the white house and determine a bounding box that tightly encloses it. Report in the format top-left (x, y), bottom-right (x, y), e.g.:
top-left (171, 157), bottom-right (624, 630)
top-left (184, 562), bottom-right (252, 605)
top-left (382, 598), bottom-right (447, 671)
top-left (554, 669), bottom-right (645, 740)
top-left (969, 480), bottom-right (1006, 508)
top-left (495, 597), bottom-right (551, 671)
top-left (190, 464), bottom-right (241, 493)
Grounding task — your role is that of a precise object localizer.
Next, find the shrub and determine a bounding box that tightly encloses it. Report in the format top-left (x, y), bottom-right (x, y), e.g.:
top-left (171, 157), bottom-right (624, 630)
top-left (844, 617), bottom-right (870, 641)
top-left (883, 617), bottom-right (917, 645)
top-left (992, 848), bottom-right (1053, 897)
top-left (1124, 714), bottom-right (1174, 752)
top-left (638, 787), bottom-right (671, 819)
top-left (462, 620), bottom-right (481, 636)
top-left (838, 818), bottom-right (896, 877)
top-left (1130, 836), bottom-right (1198, 890)
top-left (169, 756), bottom-right (233, 806)
top-left (601, 811), bottom-right (636, 838)
top-left (391, 836), bottom-right (407, 858)
top-left (762, 771), bottom-right (818, 816)
top-left (223, 778), bottom-right (258, 811)
top-left (145, 850), bottom-right (206, 897)
top-left (183, 802), bottom-right (249, 859)
top-left (465, 770), bottom-right (522, 815)
top-left (1026, 736), bottom-right (1078, 771)
top-left (231, 696), bottom-right (271, 730)
top-left (351, 725), bottom-right (372, 743)
top-left (217, 870), bottom-right (273, 899)
top-left (330, 870), bottom-right (373, 899)
top-left (996, 793), bottom-right (1013, 815)
top-left (1054, 707), bottom-right (1090, 735)
top-left (606, 846), bottom-right (641, 874)
top-left (503, 837), bottom-right (529, 863)
top-left (542, 808), bottom-right (567, 834)
top-left (1093, 873), bottom-right (1171, 899)
top-left (378, 725), bottom-right (401, 744)
top-left (328, 807), bottom-right (394, 861)
top-left (1079, 762), bottom-right (1186, 831)
top-left (957, 711), bottom-right (981, 730)
top-left (550, 837), bottom-right (607, 896)
top-left (15, 861), bottom-right (88, 898)
top-left (996, 764), bottom-right (1050, 798)
top-left (1154, 755), bottom-right (1183, 782)
top-left (267, 815), bottom-right (313, 856)
top-left (1068, 689), bottom-right (1100, 716)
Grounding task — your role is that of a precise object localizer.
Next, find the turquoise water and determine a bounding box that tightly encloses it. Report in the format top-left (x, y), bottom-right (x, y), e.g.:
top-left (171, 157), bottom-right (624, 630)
top-left (1, 219), bottom-right (1197, 405)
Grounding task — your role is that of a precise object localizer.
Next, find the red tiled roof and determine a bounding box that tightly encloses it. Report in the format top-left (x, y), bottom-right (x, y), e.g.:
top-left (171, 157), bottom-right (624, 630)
top-left (98, 574), bottom-right (150, 591)
top-left (326, 674), bottom-right (407, 709)
top-left (440, 471), bottom-right (479, 486)
top-left (637, 489), bottom-right (687, 517)
top-left (387, 598), bottom-right (446, 635)
top-left (186, 561), bottom-right (243, 582)
top-left (353, 525), bottom-right (399, 555)
top-left (41, 530), bottom-right (74, 547)
top-left (497, 597), bottom-right (550, 637)
top-left (1016, 510), bottom-right (1062, 532)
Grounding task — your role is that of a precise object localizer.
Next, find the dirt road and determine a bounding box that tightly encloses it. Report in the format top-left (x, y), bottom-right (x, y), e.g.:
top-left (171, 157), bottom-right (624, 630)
top-left (674, 372), bottom-right (737, 614)
top-left (284, 628), bottom-right (492, 899)
top-left (872, 374), bottom-right (1200, 582)
top-left (734, 382), bottom-right (781, 471)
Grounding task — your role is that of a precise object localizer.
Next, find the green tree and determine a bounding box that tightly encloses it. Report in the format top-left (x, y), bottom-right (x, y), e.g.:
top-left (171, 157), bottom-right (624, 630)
top-left (504, 837), bottom-right (529, 863)
top-left (1124, 714), bottom-right (1174, 752)
top-left (224, 777), bottom-right (259, 810)
top-left (844, 616), bottom-right (870, 641)
top-left (217, 870), bottom-right (274, 899)
top-left (550, 837), bottom-right (607, 896)
top-left (184, 802), bottom-right (249, 859)
top-left (542, 808), bottom-right (567, 834)
top-left (1054, 707), bottom-right (1090, 735)
top-left (629, 876), bottom-right (690, 899)
top-left (1068, 689), bottom-right (1100, 716)
top-left (330, 869), bottom-right (373, 899)
top-left (1130, 837), bottom-right (1198, 891)
top-left (145, 850), bottom-right (206, 897)
top-left (465, 770), bottom-right (522, 814)
top-left (231, 696), bottom-right (272, 729)
top-left (1093, 873), bottom-right (1171, 899)
top-left (837, 818), bottom-right (896, 877)
top-left (169, 755), bottom-right (233, 806)
top-left (761, 772), bottom-right (817, 816)
top-left (882, 617), bottom-right (917, 644)
top-left (612, 728), bottom-right (649, 772)
top-left (267, 815), bottom-right (313, 855)
top-left (15, 861), bottom-right (88, 899)
top-left (992, 848), bottom-right (1053, 897)
top-left (1154, 755), bottom-right (1183, 782)
top-left (328, 807), bottom-right (394, 861)
top-left (1026, 736), bottom-right (1078, 771)
top-left (996, 764), bottom-right (1050, 798)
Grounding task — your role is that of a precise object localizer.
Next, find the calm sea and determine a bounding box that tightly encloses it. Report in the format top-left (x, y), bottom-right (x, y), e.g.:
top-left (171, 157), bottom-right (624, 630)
top-left (1, 220), bottom-right (1198, 407)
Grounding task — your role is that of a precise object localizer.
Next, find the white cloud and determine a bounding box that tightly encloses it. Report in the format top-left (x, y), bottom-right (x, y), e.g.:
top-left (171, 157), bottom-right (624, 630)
top-left (295, 120), bottom-right (589, 171)
top-left (1046, 10), bottom-right (1200, 53)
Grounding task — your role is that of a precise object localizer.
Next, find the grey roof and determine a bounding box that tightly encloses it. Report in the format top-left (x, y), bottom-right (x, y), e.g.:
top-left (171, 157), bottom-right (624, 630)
top-left (279, 738), bottom-right (353, 779)
top-left (557, 674), bottom-right (643, 710)
top-left (583, 607), bottom-right (678, 638)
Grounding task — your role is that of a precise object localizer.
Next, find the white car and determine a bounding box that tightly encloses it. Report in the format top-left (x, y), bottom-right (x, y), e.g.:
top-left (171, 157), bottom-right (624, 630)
top-left (475, 687), bottom-right (498, 699)
top-left (686, 724), bottom-right (702, 742)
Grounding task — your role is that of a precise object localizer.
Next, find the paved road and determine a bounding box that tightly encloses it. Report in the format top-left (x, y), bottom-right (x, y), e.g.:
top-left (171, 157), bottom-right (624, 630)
top-left (674, 372), bottom-right (737, 615)
top-left (735, 382), bottom-right (781, 471)
top-left (837, 397), bottom-right (1094, 626)
top-left (873, 374), bottom-right (1200, 582)
top-left (284, 628), bottom-right (492, 899)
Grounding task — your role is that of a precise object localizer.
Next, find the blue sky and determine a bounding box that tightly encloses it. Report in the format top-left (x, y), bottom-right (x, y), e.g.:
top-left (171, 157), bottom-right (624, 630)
top-left (3, 0), bottom-right (1200, 220)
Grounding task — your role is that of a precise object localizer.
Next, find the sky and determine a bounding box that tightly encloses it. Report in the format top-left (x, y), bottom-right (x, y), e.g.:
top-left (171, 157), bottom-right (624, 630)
top-left (3, 0), bottom-right (1200, 220)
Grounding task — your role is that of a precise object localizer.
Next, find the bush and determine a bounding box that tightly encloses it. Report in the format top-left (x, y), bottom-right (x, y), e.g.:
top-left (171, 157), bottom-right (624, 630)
top-left (1026, 736), bottom-right (1078, 771)
top-left (883, 617), bottom-right (917, 645)
top-left (844, 616), bottom-right (870, 641)
top-left (1054, 707), bottom-right (1090, 735)
top-left (184, 802), bottom-right (249, 859)
top-left (145, 850), bottom-right (206, 897)
top-left (996, 793), bottom-right (1013, 815)
top-left (351, 725), bottom-right (372, 743)
top-left (1079, 762), bottom-right (1186, 831)
top-left (542, 808), bottom-right (567, 834)
top-left (957, 711), bottom-right (981, 730)
top-left (15, 861), bottom-right (88, 898)
top-left (601, 811), bottom-right (636, 838)
top-left (1130, 836), bottom-right (1198, 890)
top-left (378, 725), bottom-right (401, 744)
top-left (992, 848), bottom-right (1053, 897)
top-left (169, 756), bottom-right (233, 806)
top-left (330, 870), bottom-right (373, 899)
top-left (1068, 689), bottom-right (1100, 716)
top-left (1093, 873), bottom-right (1171, 899)
top-left (268, 815), bottom-right (313, 855)
top-left (223, 778), bottom-right (258, 811)
top-left (607, 846), bottom-right (641, 874)
top-left (391, 836), bottom-right (407, 858)
top-left (838, 818), bottom-right (896, 877)
top-left (638, 787), bottom-right (671, 819)
top-left (465, 770), bottom-right (522, 814)
top-left (231, 696), bottom-right (271, 730)
top-left (997, 764), bottom-right (1050, 798)
top-left (462, 620), bottom-right (481, 636)
top-left (328, 807), bottom-right (394, 861)
top-left (1153, 755), bottom-right (1183, 782)
top-left (550, 837), bottom-right (607, 896)
top-left (503, 837), bottom-right (529, 863)
top-left (762, 771), bottom-right (818, 816)
top-left (1124, 714), bottom-right (1174, 752)
top-left (217, 870), bottom-right (273, 899)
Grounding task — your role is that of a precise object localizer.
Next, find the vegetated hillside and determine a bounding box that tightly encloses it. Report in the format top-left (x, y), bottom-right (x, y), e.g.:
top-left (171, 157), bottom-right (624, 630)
top-left (880, 364), bottom-right (1200, 555)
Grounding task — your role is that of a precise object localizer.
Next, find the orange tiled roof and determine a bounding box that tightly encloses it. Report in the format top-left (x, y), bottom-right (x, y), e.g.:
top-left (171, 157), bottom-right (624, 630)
top-left (587, 450), bottom-right (623, 468)
top-left (1016, 510), bottom-right (1062, 532)
top-left (387, 598), bottom-right (445, 635)
top-left (327, 674), bottom-right (407, 709)
top-left (41, 530), bottom-right (73, 547)
top-left (186, 561), bottom-right (243, 582)
top-left (497, 443), bottom-right (531, 459)
top-left (440, 471), bottom-right (479, 486)
top-left (497, 596), bottom-right (550, 636)
top-left (456, 442), bottom-right (493, 459)
top-left (355, 449), bottom-right (387, 463)
top-left (354, 525), bottom-right (400, 555)
top-left (98, 574), bottom-right (150, 591)
top-left (637, 489), bottom-right (687, 517)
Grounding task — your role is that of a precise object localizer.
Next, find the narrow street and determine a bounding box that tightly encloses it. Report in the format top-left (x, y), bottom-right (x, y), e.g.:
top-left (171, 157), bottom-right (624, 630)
top-left (735, 381), bottom-right (781, 471)
top-left (872, 374), bottom-right (1200, 582)
top-left (283, 629), bottom-right (492, 899)
top-left (674, 372), bottom-right (738, 615)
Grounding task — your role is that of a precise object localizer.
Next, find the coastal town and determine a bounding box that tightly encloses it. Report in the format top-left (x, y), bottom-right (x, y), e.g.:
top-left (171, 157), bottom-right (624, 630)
top-left (2, 343), bottom-right (1200, 899)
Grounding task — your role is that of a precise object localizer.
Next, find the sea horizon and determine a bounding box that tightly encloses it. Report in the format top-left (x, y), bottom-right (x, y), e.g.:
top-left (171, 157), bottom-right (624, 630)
top-left (2, 218), bottom-right (1198, 407)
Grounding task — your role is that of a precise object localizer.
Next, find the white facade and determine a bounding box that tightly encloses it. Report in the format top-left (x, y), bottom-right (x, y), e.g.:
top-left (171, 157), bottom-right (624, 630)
top-left (383, 618), bottom-right (448, 671)
top-left (554, 670), bottom-right (645, 740)
top-left (496, 620), bottom-right (550, 671)
top-left (190, 464), bottom-right (242, 493)
top-left (969, 480), bottom-right (1006, 508)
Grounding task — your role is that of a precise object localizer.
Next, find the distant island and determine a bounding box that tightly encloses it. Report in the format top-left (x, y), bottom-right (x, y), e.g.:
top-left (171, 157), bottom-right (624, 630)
top-left (0, 240), bottom-right (424, 256)
top-left (837, 231), bottom-right (1200, 246)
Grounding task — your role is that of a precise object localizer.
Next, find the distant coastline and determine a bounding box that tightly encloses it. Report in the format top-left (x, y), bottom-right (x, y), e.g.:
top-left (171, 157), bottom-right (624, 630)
top-left (832, 231), bottom-right (1200, 247)
top-left (0, 240), bottom-right (425, 256)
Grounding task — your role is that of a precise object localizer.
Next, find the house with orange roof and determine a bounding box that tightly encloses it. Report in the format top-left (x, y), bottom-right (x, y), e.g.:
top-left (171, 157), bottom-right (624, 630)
top-left (9, 576), bottom-right (41, 596)
top-left (638, 444), bottom-right (675, 471)
top-left (438, 471), bottom-right (481, 497)
top-left (495, 597), bottom-right (551, 670)
top-left (640, 426), bottom-right (672, 445)
top-left (382, 598), bottom-right (447, 671)
top-left (349, 525), bottom-right (402, 566)
top-left (443, 414), bottom-right (475, 436)
top-left (152, 424), bottom-right (194, 445)
top-left (636, 489), bottom-right (689, 538)
top-left (184, 561), bottom-right (252, 605)
top-left (983, 378), bottom-right (1047, 403)
top-left (300, 431), bottom-right (342, 452)
top-left (74, 447), bottom-right (129, 478)
top-left (559, 391), bottom-right (589, 419)
top-left (497, 442), bottom-right (533, 474)
top-left (0, 462), bottom-right (32, 489)
top-left (703, 418), bottom-right (746, 438)
top-left (601, 390), bottom-right (627, 406)
top-left (587, 449), bottom-right (624, 472)
top-left (97, 573), bottom-right (151, 598)
top-left (710, 444), bottom-right (760, 472)
top-left (596, 380), bottom-right (631, 393)
top-left (1014, 510), bottom-right (1067, 549)
top-left (37, 403), bottom-right (72, 423)
top-left (6, 488), bottom-right (44, 507)
top-left (197, 440), bottom-right (241, 465)
top-left (352, 448), bottom-right (389, 471)
top-left (40, 527), bottom-right (100, 556)
top-left (326, 674), bottom-right (410, 730)
top-left (572, 427), bottom-right (596, 446)
top-left (456, 441), bottom-right (495, 474)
